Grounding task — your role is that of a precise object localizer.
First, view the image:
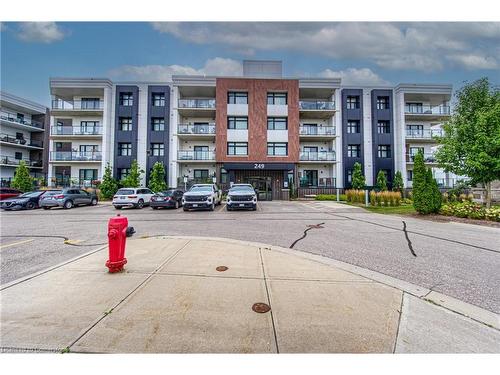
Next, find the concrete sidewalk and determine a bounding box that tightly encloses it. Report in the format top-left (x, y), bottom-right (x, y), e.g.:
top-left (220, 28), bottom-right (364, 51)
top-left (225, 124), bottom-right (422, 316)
top-left (1, 236), bottom-right (499, 353)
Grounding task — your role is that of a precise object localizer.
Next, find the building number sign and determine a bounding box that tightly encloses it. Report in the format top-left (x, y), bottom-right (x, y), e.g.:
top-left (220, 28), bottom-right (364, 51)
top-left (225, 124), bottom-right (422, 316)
top-left (253, 163), bottom-right (265, 169)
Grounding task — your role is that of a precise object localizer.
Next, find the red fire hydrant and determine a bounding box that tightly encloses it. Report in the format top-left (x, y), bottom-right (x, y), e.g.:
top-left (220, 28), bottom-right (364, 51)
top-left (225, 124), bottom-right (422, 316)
top-left (106, 214), bottom-right (128, 273)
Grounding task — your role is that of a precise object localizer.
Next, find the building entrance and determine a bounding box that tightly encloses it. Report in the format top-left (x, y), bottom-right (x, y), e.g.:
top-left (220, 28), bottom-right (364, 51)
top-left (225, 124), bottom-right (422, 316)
top-left (244, 176), bottom-right (272, 201)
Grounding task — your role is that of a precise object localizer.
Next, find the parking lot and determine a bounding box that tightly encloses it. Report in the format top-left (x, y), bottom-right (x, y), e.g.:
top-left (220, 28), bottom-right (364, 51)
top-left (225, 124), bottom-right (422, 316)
top-left (1, 200), bottom-right (499, 314)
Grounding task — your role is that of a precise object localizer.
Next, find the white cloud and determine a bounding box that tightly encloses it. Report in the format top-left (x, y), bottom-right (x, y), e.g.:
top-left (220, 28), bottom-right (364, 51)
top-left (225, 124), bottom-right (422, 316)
top-left (151, 22), bottom-right (500, 71)
top-left (17, 22), bottom-right (65, 43)
top-left (320, 68), bottom-right (390, 86)
top-left (109, 57), bottom-right (242, 81)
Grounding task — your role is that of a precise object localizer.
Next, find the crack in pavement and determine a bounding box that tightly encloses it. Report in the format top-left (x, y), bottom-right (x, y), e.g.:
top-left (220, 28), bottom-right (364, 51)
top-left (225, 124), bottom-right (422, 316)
top-left (289, 223), bottom-right (325, 249)
top-left (402, 221), bottom-right (417, 257)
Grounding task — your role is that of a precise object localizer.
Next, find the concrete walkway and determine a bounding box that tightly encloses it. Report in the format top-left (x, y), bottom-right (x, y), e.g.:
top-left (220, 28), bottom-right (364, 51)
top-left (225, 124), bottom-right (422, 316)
top-left (1, 236), bottom-right (499, 353)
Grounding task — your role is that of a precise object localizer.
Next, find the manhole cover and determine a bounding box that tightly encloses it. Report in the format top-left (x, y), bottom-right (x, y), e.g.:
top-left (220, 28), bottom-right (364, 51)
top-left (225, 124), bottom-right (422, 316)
top-left (252, 303), bottom-right (271, 313)
top-left (216, 266), bottom-right (228, 272)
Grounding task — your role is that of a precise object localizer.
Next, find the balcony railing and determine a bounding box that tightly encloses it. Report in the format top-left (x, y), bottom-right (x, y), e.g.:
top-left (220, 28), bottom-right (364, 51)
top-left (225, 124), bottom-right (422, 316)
top-left (406, 129), bottom-right (443, 138)
top-left (51, 126), bottom-right (103, 136)
top-left (51, 100), bottom-right (104, 110)
top-left (299, 100), bottom-right (335, 110)
top-left (299, 126), bottom-right (336, 136)
top-left (0, 155), bottom-right (43, 167)
top-left (299, 151), bottom-right (336, 161)
top-left (0, 133), bottom-right (43, 148)
top-left (406, 153), bottom-right (437, 163)
top-left (299, 177), bottom-right (337, 188)
top-left (0, 111), bottom-right (44, 129)
top-left (405, 105), bottom-right (450, 115)
top-left (177, 150), bottom-right (215, 161)
top-left (177, 123), bottom-right (216, 135)
top-left (178, 99), bottom-right (216, 109)
top-left (50, 151), bottom-right (102, 162)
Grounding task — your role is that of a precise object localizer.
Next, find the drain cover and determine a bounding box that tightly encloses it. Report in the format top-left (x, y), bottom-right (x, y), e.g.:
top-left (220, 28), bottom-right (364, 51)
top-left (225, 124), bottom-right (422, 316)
top-left (216, 266), bottom-right (228, 272)
top-left (252, 303), bottom-right (271, 313)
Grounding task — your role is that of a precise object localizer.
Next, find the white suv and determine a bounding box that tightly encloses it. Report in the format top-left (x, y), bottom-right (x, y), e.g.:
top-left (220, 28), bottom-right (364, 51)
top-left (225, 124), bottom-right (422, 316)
top-left (182, 184), bottom-right (222, 211)
top-left (113, 188), bottom-right (154, 209)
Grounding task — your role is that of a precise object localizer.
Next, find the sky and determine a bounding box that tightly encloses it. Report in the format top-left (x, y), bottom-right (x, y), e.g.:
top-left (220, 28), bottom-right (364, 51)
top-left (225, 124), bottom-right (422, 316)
top-left (1, 22), bottom-right (499, 106)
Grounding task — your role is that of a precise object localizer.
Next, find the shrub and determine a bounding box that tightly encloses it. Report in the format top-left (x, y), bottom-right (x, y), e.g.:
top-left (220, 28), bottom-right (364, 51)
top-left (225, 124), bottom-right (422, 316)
top-left (339, 194), bottom-right (346, 201)
top-left (413, 153), bottom-right (442, 214)
top-left (370, 191), bottom-right (376, 206)
top-left (376, 170), bottom-right (388, 191)
top-left (99, 163), bottom-right (119, 200)
top-left (346, 189), bottom-right (366, 203)
top-left (439, 202), bottom-right (500, 222)
top-left (442, 192), bottom-right (449, 203)
top-left (392, 171), bottom-right (404, 193)
top-left (315, 194), bottom-right (336, 201)
top-left (351, 162), bottom-right (365, 189)
top-left (121, 159), bottom-right (144, 188)
top-left (148, 162), bottom-right (167, 193)
top-left (11, 161), bottom-right (34, 192)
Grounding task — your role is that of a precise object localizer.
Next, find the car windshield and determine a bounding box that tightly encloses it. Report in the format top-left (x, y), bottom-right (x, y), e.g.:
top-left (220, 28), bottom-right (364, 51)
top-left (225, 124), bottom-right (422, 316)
top-left (230, 185), bottom-right (254, 192)
top-left (19, 191), bottom-right (43, 198)
top-left (189, 186), bottom-right (212, 193)
top-left (116, 189), bottom-right (135, 195)
top-left (157, 191), bottom-right (174, 196)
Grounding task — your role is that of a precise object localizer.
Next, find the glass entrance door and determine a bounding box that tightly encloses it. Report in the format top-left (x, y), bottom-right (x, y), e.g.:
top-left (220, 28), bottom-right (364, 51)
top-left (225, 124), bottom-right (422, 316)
top-left (245, 177), bottom-right (272, 201)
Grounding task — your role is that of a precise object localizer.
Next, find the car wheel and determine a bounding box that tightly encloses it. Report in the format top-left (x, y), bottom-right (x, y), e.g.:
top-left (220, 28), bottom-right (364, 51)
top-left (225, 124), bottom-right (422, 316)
top-left (152, 206), bottom-right (158, 210)
top-left (174, 201), bottom-right (179, 209)
top-left (90, 198), bottom-right (98, 206)
top-left (252, 205), bottom-right (257, 211)
top-left (64, 200), bottom-right (73, 209)
top-left (136, 199), bottom-right (144, 209)
top-left (26, 202), bottom-right (36, 210)
top-left (114, 206), bottom-right (122, 210)
top-left (183, 206), bottom-right (189, 212)
top-left (226, 206), bottom-right (232, 211)
top-left (43, 206), bottom-right (51, 210)
top-left (209, 203), bottom-right (215, 211)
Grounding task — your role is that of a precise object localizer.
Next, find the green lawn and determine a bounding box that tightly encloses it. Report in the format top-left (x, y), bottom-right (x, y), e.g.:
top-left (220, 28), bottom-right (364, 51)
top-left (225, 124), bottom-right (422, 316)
top-left (345, 202), bottom-right (416, 215)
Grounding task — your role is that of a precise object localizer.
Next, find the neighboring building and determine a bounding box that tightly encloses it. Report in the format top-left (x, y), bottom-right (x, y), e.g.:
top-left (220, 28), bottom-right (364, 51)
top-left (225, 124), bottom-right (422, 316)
top-left (0, 91), bottom-right (48, 187)
top-left (48, 60), bottom-right (462, 198)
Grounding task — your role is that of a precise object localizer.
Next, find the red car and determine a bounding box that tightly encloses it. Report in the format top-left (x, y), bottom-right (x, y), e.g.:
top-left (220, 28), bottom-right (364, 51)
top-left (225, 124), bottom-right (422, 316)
top-left (0, 188), bottom-right (22, 200)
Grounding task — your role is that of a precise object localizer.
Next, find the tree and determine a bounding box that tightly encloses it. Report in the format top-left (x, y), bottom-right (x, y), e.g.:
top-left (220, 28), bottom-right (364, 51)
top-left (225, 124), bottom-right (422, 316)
top-left (392, 171), bottom-right (404, 193)
top-left (435, 78), bottom-right (500, 208)
top-left (11, 161), bottom-right (34, 192)
top-left (351, 162), bottom-right (365, 189)
top-left (121, 159), bottom-right (144, 188)
top-left (99, 163), bottom-right (119, 199)
top-left (425, 168), bottom-right (442, 213)
top-left (412, 151), bottom-right (428, 213)
top-left (148, 162), bottom-right (167, 192)
top-left (376, 170), bottom-right (388, 191)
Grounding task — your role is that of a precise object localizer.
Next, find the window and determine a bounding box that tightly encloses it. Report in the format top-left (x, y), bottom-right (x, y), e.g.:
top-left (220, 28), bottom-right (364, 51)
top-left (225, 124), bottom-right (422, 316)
top-left (377, 121), bottom-right (390, 134)
top-left (267, 92), bottom-right (287, 105)
top-left (409, 147), bottom-right (424, 161)
top-left (227, 117), bottom-right (248, 130)
top-left (118, 168), bottom-right (130, 180)
top-left (119, 117), bottom-right (132, 131)
top-left (118, 143), bottom-right (132, 156)
top-left (119, 93), bottom-right (133, 106)
top-left (152, 93), bottom-right (165, 107)
top-left (267, 143), bottom-right (288, 156)
top-left (407, 124), bottom-right (423, 137)
top-left (378, 145), bottom-right (391, 158)
top-left (151, 143), bottom-right (164, 156)
top-left (81, 98), bottom-right (100, 109)
top-left (227, 142), bottom-right (248, 156)
top-left (346, 96), bottom-right (360, 109)
top-left (376, 96), bottom-right (390, 110)
top-left (347, 120), bottom-right (360, 134)
top-left (194, 169), bottom-right (209, 180)
top-left (16, 132), bottom-right (24, 140)
top-left (347, 144), bottom-right (361, 158)
top-left (17, 113), bottom-right (25, 123)
top-left (81, 121), bottom-right (99, 134)
top-left (15, 152), bottom-right (22, 160)
top-left (267, 117), bottom-right (288, 130)
top-left (228, 92), bottom-right (248, 104)
top-left (79, 145), bottom-right (98, 153)
top-left (301, 170), bottom-right (318, 187)
top-left (220, 168), bottom-right (228, 184)
top-left (407, 170), bottom-right (413, 181)
top-left (406, 103), bottom-right (423, 113)
top-left (194, 146), bottom-right (209, 159)
top-left (79, 169), bottom-right (98, 182)
top-left (151, 118), bottom-right (165, 131)
top-left (347, 169), bottom-right (353, 184)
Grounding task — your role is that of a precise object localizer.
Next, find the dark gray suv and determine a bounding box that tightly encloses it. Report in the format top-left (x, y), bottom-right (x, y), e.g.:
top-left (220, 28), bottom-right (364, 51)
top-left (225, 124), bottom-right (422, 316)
top-left (40, 188), bottom-right (98, 209)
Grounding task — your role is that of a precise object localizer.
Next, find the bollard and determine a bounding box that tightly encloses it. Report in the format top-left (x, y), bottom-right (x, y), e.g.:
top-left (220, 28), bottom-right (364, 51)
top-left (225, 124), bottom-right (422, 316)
top-left (106, 214), bottom-right (128, 273)
top-left (336, 188), bottom-right (340, 202)
top-left (365, 190), bottom-right (369, 207)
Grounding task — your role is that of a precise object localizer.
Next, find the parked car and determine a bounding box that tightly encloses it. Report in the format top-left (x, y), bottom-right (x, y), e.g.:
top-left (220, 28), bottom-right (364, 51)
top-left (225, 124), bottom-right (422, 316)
top-left (0, 187), bottom-right (22, 201)
top-left (1, 190), bottom-right (59, 210)
top-left (182, 184), bottom-right (222, 211)
top-left (40, 188), bottom-right (98, 209)
top-left (112, 188), bottom-right (154, 209)
top-left (226, 184), bottom-right (258, 211)
top-left (150, 189), bottom-right (184, 209)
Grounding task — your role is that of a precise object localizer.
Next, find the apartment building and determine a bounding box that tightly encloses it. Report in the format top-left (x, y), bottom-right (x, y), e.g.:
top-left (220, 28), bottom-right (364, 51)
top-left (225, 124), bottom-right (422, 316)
top-left (0, 91), bottom-right (48, 186)
top-left (48, 60), bottom-right (461, 198)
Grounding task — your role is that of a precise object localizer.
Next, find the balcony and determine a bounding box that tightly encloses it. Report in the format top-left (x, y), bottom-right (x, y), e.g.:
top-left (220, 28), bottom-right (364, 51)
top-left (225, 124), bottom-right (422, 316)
top-left (299, 177), bottom-right (337, 188)
top-left (0, 111), bottom-right (44, 131)
top-left (177, 123), bottom-right (216, 139)
top-left (178, 98), bottom-right (216, 117)
top-left (405, 129), bottom-right (442, 141)
top-left (0, 155), bottom-right (43, 168)
top-left (406, 153), bottom-right (438, 164)
top-left (299, 151), bottom-right (336, 162)
top-left (51, 126), bottom-right (103, 138)
top-left (51, 99), bottom-right (104, 115)
top-left (405, 104), bottom-right (450, 119)
top-left (177, 150), bottom-right (215, 162)
top-left (299, 125), bottom-right (336, 140)
top-left (0, 133), bottom-right (43, 149)
top-left (299, 100), bottom-right (336, 119)
top-left (50, 151), bottom-right (102, 162)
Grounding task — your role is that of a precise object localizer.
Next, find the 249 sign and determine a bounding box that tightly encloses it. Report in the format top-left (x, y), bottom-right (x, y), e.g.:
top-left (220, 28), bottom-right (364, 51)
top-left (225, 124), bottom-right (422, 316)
top-left (253, 163), bottom-right (265, 169)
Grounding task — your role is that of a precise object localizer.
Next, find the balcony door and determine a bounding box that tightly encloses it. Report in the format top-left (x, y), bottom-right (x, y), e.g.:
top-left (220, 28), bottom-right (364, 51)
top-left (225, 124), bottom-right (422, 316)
top-left (303, 123), bottom-right (318, 135)
top-left (301, 170), bottom-right (318, 187)
top-left (194, 146), bottom-right (209, 160)
top-left (193, 122), bottom-right (209, 134)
